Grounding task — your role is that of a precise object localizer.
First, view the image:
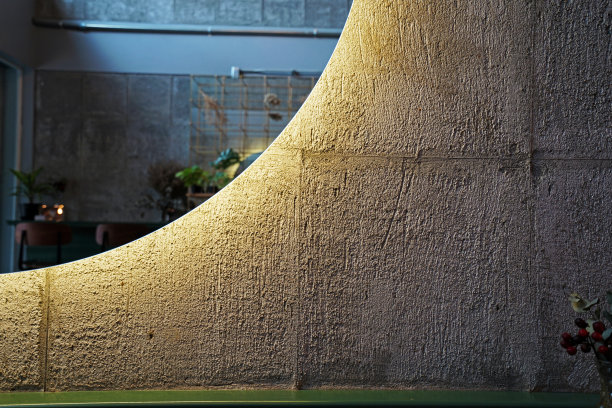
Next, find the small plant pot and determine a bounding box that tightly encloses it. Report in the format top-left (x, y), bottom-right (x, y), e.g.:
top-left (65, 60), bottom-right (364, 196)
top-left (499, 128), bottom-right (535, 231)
top-left (19, 203), bottom-right (41, 220)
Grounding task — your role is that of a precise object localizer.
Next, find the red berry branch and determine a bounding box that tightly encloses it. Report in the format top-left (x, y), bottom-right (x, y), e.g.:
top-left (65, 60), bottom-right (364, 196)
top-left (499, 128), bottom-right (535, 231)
top-left (560, 292), bottom-right (612, 362)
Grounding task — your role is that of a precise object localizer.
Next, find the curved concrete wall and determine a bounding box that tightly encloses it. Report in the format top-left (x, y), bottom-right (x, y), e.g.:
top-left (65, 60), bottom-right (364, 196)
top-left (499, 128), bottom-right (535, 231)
top-left (1, 0), bottom-right (610, 392)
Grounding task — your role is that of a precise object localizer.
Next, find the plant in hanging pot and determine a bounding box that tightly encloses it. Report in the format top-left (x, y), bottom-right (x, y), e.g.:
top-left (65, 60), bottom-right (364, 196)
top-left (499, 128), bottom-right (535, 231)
top-left (560, 291), bottom-right (612, 408)
top-left (10, 167), bottom-right (54, 220)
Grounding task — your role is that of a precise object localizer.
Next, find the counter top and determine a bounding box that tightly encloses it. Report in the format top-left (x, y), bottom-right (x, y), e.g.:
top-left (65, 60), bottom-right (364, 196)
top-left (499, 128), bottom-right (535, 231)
top-left (0, 390), bottom-right (599, 408)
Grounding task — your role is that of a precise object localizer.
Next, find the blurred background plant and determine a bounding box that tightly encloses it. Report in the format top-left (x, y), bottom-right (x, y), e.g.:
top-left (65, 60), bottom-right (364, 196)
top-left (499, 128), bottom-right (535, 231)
top-left (10, 167), bottom-right (57, 220)
top-left (208, 148), bottom-right (241, 191)
top-left (140, 161), bottom-right (187, 221)
top-left (175, 165), bottom-right (211, 193)
top-left (10, 167), bottom-right (54, 204)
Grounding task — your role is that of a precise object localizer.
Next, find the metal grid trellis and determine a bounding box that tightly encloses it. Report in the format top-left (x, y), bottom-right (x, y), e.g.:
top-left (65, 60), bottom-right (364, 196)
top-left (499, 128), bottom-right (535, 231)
top-left (189, 74), bottom-right (318, 169)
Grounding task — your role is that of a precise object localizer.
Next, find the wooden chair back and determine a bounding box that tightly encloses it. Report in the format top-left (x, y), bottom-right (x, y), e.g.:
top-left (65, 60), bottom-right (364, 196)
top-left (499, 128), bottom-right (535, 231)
top-left (95, 223), bottom-right (150, 251)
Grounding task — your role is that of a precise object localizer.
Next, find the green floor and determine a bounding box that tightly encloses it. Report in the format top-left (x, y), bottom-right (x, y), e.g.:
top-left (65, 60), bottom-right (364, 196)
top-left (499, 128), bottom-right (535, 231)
top-left (0, 390), bottom-right (598, 407)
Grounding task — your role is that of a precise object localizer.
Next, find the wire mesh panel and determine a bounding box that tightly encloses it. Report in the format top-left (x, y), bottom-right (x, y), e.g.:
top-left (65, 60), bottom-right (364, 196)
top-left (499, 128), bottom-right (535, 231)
top-left (190, 74), bottom-right (318, 168)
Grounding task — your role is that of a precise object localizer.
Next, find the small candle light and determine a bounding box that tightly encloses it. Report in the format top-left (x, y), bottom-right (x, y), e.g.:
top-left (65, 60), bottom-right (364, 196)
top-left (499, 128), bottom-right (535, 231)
top-left (53, 204), bottom-right (65, 222)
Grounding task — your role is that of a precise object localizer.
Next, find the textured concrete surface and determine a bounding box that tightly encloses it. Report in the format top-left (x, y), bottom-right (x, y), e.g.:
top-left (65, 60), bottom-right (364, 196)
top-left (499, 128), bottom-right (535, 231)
top-left (297, 157), bottom-right (534, 389)
top-left (45, 151), bottom-right (300, 389)
top-left (3, 0), bottom-right (611, 394)
top-left (0, 271), bottom-right (46, 391)
top-left (35, 0), bottom-right (352, 28)
top-left (534, 162), bottom-right (612, 391)
top-left (263, 0), bottom-right (305, 27)
top-left (533, 1), bottom-right (611, 159)
top-left (34, 72), bottom-right (190, 222)
top-left (279, 1), bottom-right (533, 158)
top-left (305, 0), bottom-right (351, 28)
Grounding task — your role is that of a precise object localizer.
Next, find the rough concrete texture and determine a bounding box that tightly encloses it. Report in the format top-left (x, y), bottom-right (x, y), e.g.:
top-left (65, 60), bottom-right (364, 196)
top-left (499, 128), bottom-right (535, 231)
top-left (296, 157), bottom-right (534, 389)
top-left (533, 162), bottom-right (612, 391)
top-left (533, 1), bottom-right (611, 159)
top-left (263, 0), bottom-right (305, 27)
top-left (35, 0), bottom-right (351, 28)
top-left (0, 271), bottom-right (46, 390)
top-left (34, 72), bottom-right (190, 222)
top-left (3, 0), bottom-right (611, 393)
top-left (45, 151), bottom-right (300, 389)
top-left (279, 0), bottom-right (533, 158)
top-left (305, 0), bottom-right (351, 28)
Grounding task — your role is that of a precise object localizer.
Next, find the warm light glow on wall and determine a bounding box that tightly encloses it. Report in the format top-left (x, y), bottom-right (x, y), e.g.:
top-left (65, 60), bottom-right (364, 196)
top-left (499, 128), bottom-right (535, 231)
top-left (1, 0), bottom-right (610, 394)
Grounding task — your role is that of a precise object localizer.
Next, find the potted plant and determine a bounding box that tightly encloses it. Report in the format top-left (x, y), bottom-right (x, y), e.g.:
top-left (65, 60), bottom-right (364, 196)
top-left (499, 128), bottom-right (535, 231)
top-left (10, 167), bottom-right (54, 220)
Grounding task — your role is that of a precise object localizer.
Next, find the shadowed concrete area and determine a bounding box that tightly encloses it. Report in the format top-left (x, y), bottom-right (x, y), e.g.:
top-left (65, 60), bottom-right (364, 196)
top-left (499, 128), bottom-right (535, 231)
top-left (1, 0), bottom-right (610, 393)
top-left (34, 72), bottom-right (190, 222)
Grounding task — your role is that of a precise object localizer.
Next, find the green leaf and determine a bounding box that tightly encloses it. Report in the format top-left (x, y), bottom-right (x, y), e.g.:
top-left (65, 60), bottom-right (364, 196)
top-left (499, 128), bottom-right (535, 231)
top-left (211, 148), bottom-right (241, 170)
top-left (587, 319), bottom-right (596, 334)
top-left (603, 328), bottom-right (612, 341)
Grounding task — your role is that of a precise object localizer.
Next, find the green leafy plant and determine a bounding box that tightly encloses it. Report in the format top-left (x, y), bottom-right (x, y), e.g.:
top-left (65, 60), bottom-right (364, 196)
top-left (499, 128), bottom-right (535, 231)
top-left (10, 167), bottom-right (54, 203)
top-left (211, 171), bottom-right (231, 190)
top-left (211, 148), bottom-right (241, 171)
top-left (206, 148), bottom-right (243, 191)
top-left (175, 165), bottom-right (211, 189)
top-left (560, 291), bottom-right (612, 360)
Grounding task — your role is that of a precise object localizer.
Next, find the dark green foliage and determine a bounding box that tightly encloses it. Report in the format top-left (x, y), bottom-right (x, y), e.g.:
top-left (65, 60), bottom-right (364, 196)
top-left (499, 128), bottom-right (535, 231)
top-left (10, 167), bottom-right (54, 203)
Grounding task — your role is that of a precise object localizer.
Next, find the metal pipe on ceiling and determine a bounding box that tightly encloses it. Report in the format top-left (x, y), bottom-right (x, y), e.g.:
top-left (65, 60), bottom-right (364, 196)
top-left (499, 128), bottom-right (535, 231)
top-left (31, 18), bottom-right (343, 38)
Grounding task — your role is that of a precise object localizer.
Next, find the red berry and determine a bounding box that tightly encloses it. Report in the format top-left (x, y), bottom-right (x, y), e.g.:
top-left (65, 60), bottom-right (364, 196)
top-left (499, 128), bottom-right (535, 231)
top-left (575, 318), bottom-right (588, 328)
top-left (581, 343), bottom-right (591, 353)
top-left (592, 332), bottom-right (603, 342)
top-left (598, 345), bottom-right (609, 354)
top-left (593, 321), bottom-right (606, 333)
top-left (561, 339), bottom-right (571, 349)
top-left (578, 329), bottom-right (589, 338)
top-left (567, 346), bottom-right (578, 355)
top-left (562, 332), bottom-right (573, 342)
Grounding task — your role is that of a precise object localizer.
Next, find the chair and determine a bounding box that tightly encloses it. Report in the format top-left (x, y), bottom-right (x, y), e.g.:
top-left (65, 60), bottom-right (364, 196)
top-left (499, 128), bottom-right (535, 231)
top-left (15, 222), bottom-right (72, 271)
top-left (95, 223), bottom-right (150, 252)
